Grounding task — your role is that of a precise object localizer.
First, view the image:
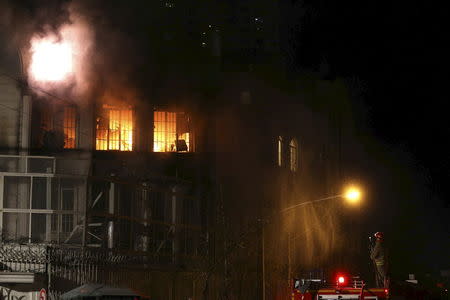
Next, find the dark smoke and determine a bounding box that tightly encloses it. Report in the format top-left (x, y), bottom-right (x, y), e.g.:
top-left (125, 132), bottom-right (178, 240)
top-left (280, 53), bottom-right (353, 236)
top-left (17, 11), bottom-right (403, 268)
top-left (1, 0), bottom-right (158, 105)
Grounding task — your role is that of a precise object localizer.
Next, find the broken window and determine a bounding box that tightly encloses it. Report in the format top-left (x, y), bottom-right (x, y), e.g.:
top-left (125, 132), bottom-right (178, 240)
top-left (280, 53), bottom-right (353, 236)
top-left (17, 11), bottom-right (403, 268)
top-left (96, 104), bottom-right (134, 151)
top-left (289, 138), bottom-right (298, 172)
top-left (153, 111), bottom-right (192, 152)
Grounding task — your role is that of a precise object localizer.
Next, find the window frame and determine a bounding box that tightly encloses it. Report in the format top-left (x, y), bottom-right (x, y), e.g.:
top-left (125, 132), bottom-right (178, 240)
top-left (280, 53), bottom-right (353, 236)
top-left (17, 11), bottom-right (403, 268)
top-left (36, 100), bottom-right (79, 150)
top-left (96, 104), bottom-right (135, 151)
top-left (0, 175), bottom-right (83, 244)
top-left (153, 110), bottom-right (192, 153)
top-left (277, 136), bottom-right (283, 167)
top-left (289, 138), bottom-right (298, 172)
top-left (62, 105), bottom-right (78, 149)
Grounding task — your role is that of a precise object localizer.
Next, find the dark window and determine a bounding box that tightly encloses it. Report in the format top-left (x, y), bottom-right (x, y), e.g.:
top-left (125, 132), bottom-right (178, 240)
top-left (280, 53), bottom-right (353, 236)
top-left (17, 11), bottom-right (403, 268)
top-left (32, 177), bottom-right (48, 209)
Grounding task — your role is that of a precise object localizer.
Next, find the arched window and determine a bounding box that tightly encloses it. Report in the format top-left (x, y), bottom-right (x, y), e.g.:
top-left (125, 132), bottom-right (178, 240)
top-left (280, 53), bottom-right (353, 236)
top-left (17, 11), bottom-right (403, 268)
top-left (289, 138), bottom-right (298, 172)
top-left (277, 136), bottom-right (283, 166)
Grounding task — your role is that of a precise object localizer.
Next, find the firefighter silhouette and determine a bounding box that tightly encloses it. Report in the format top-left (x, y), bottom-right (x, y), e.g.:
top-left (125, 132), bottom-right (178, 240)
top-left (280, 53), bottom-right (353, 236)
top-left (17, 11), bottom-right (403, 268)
top-left (370, 232), bottom-right (389, 288)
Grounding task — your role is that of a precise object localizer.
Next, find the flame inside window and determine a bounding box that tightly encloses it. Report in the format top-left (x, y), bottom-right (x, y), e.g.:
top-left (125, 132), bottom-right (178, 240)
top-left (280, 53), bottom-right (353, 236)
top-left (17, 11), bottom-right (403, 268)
top-left (63, 107), bottom-right (76, 149)
top-left (38, 104), bottom-right (77, 149)
top-left (153, 111), bottom-right (191, 152)
top-left (96, 105), bottom-right (133, 151)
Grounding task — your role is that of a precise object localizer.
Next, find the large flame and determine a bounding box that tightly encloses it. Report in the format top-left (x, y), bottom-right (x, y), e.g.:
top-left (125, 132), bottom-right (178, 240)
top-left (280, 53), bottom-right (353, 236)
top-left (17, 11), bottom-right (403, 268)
top-left (29, 35), bottom-right (74, 82)
top-left (96, 105), bottom-right (134, 151)
top-left (26, 13), bottom-right (93, 97)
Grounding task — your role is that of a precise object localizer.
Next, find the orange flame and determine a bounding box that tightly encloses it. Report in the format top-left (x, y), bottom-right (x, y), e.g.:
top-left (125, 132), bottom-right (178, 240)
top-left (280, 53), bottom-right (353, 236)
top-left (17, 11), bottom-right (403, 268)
top-left (96, 105), bottom-right (133, 151)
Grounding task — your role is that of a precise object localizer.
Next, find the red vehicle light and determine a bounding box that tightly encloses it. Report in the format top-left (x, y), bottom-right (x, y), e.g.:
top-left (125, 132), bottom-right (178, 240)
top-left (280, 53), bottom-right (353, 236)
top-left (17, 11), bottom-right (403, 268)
top-left (337, 276), bottom-right (345, 285)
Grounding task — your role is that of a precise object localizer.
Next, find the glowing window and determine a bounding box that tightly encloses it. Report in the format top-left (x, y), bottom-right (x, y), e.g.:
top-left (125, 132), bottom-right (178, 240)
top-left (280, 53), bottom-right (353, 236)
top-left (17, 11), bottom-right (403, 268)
top-left (63, 106), bottom-right (77, 149)
top-left (289, 138), bottom-right (298, 172)
top-left (96, 105), bottom-right (133, 151)
top-left (153, 111), bottom-right (191, 152)
top-left (277, 136), bottom-right (283, 166)
top-left (39, 103), bottom-right (77, 149)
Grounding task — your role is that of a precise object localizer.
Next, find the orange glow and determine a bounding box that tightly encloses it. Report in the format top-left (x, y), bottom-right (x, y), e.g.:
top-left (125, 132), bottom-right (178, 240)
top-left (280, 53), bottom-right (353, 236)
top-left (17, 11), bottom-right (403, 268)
top-left (29, 36), bottom-right (73, 82)
top-left (179, 132), bottom-right (190, 150)
top-left (96, 105), bottom-right (133, 151)
top-left (344, 186), bottom-right (362, 205)
top-left (154, 111), bottom-right (176, 152)
top-left (63, 106), bottom-right (77, 149)
top-left (153, 111), bottom-right (190, 152)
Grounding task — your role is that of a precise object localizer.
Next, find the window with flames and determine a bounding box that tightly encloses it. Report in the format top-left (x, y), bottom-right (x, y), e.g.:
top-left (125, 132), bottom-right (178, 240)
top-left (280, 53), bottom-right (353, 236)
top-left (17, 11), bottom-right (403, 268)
top-left (63, 106), bottom-right (77, 149)
top-left (96, 104), bottom-right (134, 151)
top-left (153, 111), bottom-right (192, 152)
top-left (39, 104), bottom-right (77, 149)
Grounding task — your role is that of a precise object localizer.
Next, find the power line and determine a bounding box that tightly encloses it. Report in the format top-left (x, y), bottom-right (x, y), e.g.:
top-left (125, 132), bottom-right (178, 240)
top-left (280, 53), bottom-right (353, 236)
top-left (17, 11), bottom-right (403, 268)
top-left (0, 72), bottom-right (94, 139)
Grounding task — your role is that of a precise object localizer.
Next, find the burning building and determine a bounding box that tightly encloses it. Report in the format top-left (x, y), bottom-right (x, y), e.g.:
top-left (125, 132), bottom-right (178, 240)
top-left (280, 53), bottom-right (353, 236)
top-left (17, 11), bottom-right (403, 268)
top-left (0, 1), bottom-right (355, 299)
top-left (0, 28), bottom-right (205, 297)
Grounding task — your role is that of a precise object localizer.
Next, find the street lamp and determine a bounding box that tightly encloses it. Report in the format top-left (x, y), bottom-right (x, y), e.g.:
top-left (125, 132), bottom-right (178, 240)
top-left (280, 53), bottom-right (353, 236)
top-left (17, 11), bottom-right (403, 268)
top-left (270, 185), bottom-right (362, 299)
top-left (343, 186), bottom-right (361, 205)
top-left (262, 185), bottom-right (363, 300)
top-left (281, 185), bottom-right (362, 213)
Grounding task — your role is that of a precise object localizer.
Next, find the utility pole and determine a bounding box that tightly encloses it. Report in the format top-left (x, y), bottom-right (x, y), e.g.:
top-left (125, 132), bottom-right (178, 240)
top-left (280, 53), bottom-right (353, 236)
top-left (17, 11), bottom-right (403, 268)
top-left (262, 224), bottom-right (265, 300)
top-left (288, 231), bottom-right (291, 291)
top-left (108, 182), bottom-right (115, 249)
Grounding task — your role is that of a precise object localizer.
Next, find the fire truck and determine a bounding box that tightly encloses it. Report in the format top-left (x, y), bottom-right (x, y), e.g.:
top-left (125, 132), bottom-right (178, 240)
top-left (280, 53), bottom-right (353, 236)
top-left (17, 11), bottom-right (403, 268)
top-left (292, 274), bottom-right (389, 300)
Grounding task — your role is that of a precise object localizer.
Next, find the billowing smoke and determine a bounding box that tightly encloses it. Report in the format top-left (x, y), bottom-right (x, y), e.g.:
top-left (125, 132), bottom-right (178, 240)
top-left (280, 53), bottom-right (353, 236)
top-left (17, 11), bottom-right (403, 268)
top-left (26, 9), bottom-right (94, 99)
top-left (1, 0), bottom-right (149, 104)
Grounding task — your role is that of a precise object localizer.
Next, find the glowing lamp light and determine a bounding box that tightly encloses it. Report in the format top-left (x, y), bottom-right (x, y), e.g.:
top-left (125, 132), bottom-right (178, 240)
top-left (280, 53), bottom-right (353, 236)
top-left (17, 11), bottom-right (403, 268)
top-left (344, 186), bottom-right (361, 205)
top-left (337, 276), bottom-right (345, 285)
top-left (30, 37), bottom-right (74, 82)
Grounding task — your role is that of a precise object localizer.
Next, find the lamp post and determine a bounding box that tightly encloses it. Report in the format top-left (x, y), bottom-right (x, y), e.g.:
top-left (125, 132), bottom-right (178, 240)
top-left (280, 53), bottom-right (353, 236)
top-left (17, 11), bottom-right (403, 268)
top-left (281, 186), bottom-right (362, 213)
top-left (261, 185), bottom-right (363, 300)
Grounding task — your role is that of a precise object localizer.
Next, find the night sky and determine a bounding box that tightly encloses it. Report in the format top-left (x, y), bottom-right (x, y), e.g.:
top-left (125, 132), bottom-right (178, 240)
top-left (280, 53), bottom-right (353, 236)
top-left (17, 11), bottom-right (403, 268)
top-left (293, 1), bottom-right (450, 276)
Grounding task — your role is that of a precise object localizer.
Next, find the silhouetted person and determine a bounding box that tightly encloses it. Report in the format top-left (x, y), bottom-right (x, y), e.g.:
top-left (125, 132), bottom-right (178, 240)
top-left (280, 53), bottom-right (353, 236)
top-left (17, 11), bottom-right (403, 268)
top-left (370, 231), bottom-right (389, 288)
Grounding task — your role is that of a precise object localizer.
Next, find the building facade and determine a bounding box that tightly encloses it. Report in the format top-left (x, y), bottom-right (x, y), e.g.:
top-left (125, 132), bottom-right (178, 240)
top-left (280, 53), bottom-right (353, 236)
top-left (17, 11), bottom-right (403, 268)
top-left (0, 3), bottom-right (348, 298)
